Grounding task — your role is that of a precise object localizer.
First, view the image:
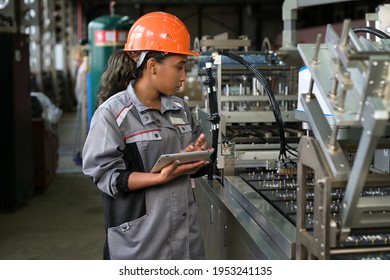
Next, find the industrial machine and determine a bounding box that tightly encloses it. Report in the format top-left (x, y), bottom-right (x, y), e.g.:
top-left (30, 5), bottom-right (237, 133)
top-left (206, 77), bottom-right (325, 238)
top-left (193, 38), bottom-right (303, 260)
top-left (295, 5), bottom-right (390, 259)
top-left (197, 50), bottom-right (300, 177)
top-left (193, 4), bottom-right (390, 260)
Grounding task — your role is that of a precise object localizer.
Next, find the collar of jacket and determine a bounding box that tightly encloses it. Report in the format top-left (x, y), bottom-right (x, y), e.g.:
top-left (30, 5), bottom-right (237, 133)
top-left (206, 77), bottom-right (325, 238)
top-left (126, 81), bottom-right (182, 114)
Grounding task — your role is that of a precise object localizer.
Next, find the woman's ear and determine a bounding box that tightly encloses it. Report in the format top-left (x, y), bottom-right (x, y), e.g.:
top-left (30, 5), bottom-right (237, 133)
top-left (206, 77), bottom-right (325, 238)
top-left (147, 58), bottom-right (157, 75)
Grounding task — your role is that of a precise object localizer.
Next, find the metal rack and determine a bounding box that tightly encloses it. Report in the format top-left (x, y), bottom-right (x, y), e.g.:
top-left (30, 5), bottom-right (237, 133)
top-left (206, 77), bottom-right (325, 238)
top-left (295, 6), bottom-right (390, 259)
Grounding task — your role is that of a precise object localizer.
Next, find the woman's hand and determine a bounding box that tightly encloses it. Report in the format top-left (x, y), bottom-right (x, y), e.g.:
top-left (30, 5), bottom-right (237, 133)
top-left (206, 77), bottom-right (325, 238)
top-left (158, 157), bottom-right (209, 184)
top-left (156, 133), bottom-right (212, 184)
top-left (184, 133), bottom-right (210, 152)
top-left (128, 157), bottom-right (208, 190)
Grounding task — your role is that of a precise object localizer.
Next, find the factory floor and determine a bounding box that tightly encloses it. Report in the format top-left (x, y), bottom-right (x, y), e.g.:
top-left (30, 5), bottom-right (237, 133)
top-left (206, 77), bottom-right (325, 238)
top-left (0, 112), bottom-right (105, 260)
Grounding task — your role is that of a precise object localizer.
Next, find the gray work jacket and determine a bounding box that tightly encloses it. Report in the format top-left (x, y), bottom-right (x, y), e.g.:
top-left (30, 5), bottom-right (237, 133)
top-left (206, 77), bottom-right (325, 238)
top-left (82, 82), bottom-right (205, 260)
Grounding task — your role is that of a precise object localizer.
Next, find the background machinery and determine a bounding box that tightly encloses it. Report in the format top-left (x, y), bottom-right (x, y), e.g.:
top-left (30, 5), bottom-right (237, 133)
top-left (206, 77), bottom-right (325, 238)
top-left (192, 3), bottom-right (390, 260)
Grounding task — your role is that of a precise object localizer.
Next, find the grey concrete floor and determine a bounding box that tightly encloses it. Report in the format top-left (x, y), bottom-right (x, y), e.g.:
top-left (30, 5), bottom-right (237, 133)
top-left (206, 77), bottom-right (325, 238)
top-left (0, 112), bottom-right (105, 260)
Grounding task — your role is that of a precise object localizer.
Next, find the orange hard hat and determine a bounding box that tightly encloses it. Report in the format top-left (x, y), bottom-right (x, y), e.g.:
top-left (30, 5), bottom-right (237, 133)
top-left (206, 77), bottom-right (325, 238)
top-left (124, 11), bottom-right (200, 56)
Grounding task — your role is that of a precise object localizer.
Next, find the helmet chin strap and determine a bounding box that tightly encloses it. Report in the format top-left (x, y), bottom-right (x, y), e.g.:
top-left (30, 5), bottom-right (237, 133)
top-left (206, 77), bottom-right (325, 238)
top-left (136, 51), bottom-right (149, 68)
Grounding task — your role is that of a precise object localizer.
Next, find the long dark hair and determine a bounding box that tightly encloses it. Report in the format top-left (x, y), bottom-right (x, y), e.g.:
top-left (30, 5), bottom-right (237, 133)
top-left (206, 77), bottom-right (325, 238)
top-left (96, 50), bottom-right (136, 106)
top-left (96, 50), bottom-right (173, 106)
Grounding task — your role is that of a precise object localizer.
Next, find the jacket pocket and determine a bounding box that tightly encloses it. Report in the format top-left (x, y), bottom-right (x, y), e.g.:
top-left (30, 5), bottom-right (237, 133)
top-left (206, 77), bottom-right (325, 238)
top-left (107, 214), bottom-right (150, 259)
top-left (124, 129), bottom-right (162, 151)
top-left (175, 124), bottom-right (193, 148)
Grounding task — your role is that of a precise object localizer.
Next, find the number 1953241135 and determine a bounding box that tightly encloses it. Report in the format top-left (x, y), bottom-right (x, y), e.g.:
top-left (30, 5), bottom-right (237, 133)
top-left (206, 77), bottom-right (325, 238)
top-left (212, 266), bottom-right (272, 276)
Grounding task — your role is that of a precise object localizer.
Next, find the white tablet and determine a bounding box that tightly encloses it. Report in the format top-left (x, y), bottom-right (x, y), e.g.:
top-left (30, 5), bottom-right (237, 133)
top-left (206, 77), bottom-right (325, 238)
top-left (150, 149), bottom-right (214, 173)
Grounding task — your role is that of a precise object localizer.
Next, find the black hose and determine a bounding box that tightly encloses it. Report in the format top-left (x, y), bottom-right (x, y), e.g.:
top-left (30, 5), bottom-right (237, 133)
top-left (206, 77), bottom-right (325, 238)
top-left (352, 26), bottom-right (390, 39)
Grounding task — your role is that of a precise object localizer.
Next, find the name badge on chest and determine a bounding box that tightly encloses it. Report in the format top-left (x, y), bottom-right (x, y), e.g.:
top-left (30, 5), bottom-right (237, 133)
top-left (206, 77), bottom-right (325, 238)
top-left (170, 117), bottom-right (186, 125)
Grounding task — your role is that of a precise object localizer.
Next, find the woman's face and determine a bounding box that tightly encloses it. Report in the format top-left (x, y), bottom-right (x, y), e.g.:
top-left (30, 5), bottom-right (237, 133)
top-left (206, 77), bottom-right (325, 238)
top-left (153, 54), bottom-right (187, 96)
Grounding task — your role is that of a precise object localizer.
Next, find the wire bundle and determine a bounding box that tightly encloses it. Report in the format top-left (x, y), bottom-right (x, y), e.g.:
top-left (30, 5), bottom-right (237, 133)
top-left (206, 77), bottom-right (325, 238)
top-left (352, 26), bottom-right (390, 39)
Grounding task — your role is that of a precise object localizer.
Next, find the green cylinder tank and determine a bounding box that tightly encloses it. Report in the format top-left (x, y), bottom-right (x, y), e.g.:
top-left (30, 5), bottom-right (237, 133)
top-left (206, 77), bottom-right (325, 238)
top-left (87, 15), bottom-right (134, 122)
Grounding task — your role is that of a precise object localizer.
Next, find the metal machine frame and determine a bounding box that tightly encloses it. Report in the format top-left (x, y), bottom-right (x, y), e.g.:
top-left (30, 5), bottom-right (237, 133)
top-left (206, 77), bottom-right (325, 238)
top-left (295, 7), bottom-right (390, 259)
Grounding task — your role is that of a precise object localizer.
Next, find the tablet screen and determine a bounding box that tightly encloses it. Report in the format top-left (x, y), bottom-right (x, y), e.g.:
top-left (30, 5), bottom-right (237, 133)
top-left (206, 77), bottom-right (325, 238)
top-left (150, 149), bottom-right (214, 173)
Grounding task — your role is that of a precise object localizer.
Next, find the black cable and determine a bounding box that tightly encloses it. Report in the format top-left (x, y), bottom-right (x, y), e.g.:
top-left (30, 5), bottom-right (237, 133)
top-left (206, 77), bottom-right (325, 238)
top-left (352, 26), bottom-right (390, 39)
top-left (286, 147), bottom-right (298, 158)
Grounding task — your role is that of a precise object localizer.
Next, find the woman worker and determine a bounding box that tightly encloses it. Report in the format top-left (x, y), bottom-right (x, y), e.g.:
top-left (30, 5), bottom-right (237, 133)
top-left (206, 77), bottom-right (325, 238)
top-left (82, 11), bottom-right (211, 260)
